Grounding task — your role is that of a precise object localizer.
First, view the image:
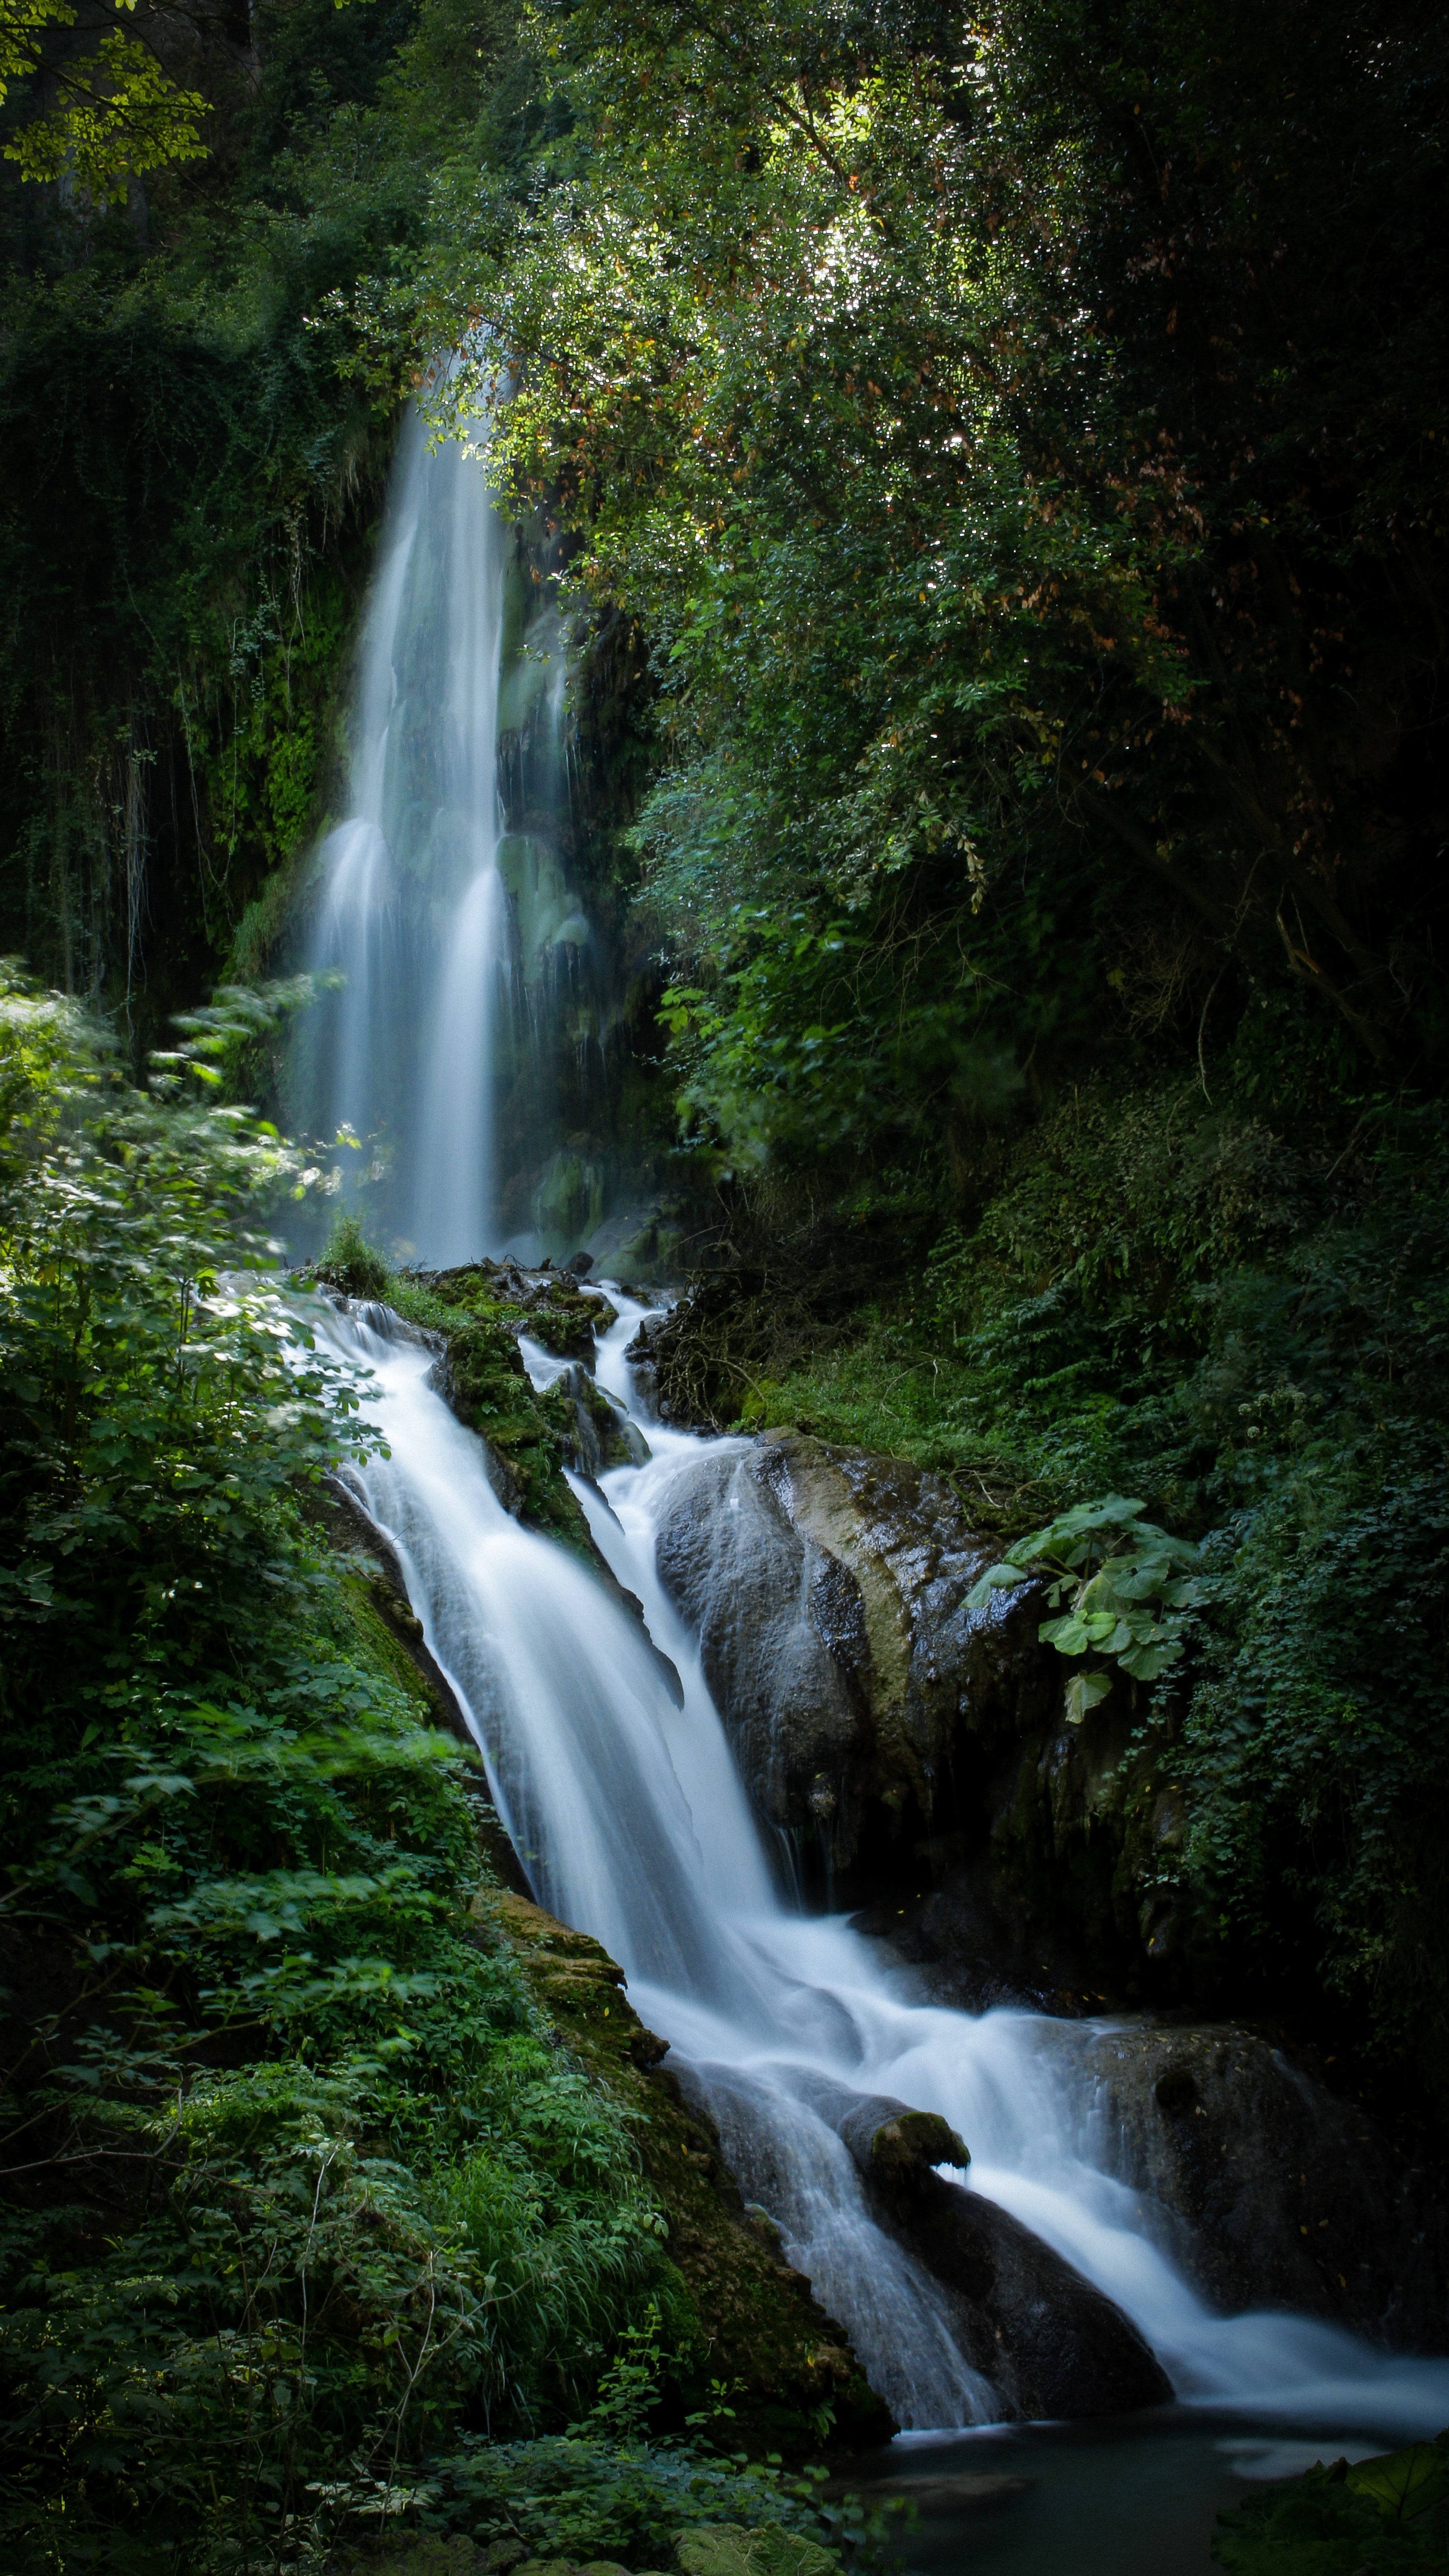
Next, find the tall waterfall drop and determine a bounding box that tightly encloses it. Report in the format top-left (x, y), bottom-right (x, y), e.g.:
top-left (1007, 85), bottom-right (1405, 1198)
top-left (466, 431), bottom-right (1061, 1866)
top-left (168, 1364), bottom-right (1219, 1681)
top-left (300, 392), bottom-right (1449, 2448)
top-left (295, 383), bottom-right (597, 1266)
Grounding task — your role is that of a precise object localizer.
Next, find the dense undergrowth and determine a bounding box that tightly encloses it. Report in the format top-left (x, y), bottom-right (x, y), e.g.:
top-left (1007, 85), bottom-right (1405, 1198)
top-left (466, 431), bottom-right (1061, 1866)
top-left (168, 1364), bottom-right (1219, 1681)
top-left (651, 996), bottom-right (1449, 2121)
top-left (3, 0), bottom-right (1448, 2552)
top-left (0, 974), bottom-right (872, 2572)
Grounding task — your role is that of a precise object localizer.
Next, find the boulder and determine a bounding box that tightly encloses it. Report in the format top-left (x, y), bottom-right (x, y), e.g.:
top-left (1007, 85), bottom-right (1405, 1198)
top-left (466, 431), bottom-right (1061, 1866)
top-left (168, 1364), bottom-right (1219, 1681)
top-left (653, 1446), bottom-right (871, 1845)
top-left (834, 2098), bottom-right (969, 2193)
top-left (815, 2080), bottom-right (1171, 2420)
top-left (1082, 2021), bottom-right (1449, 2350)
top-left (864, 2169), bottom-right (1172, 2418)
top-left (652, 1433), bottom-right (1055, 1869)
top-left (652, 1428), bottom-right (1205, 2001)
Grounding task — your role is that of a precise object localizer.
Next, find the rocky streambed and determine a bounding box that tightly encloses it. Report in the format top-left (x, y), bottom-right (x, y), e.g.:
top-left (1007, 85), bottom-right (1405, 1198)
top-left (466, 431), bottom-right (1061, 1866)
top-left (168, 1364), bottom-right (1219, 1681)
top-left (319, 1261), bottom-right (1449, 2426)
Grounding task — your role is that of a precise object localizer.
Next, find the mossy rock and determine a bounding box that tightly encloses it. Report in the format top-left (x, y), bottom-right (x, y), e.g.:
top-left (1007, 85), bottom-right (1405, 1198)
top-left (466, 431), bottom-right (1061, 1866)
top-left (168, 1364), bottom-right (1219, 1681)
top-left (440, 1316), bottom-right (596, 1560)
top-left (490, 1893), bottom-right (894, 2458)
top-left (445, 1311), bottom-right (531, 1401)
top-left (675, 2528), bottom-right (840, 2576)
top-left (525, 1285), bottom-right (616, 1358)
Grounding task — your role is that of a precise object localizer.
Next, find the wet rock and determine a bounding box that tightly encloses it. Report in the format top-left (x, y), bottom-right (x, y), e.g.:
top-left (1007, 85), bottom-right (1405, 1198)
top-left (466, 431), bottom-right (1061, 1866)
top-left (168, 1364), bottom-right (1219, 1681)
top-left (624, 1309), bottom-right (668, 1413)
top-left (855, 1853), bottom-right (1127, 2020)
top-left (652, 1434), bottom-right (1054, 1869)
top-left (1084, 2021), bottom-right (1449, 2350)
top-left (865, 2173), bottom-right (1171, 2418)
top-left (654, 1445), bottom-right (872, 1843)
top-left (814, 2080), bottom-right (1170, 2419)
top-left (556, 1360), bottom-right (650, 1475)
top-left (652, 1426), bottom-right (1199, 2002)
top-left (831, 2095), bottom-right (970, 2192)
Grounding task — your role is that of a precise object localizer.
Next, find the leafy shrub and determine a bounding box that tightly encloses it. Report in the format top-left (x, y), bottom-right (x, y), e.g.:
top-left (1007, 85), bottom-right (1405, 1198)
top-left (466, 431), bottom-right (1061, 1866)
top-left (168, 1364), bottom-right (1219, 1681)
top-left (0, 971), bottom-right (677, 2573)
top-left (315, 1208), bottom-right (393, 1301)
top-left (1213, 2433), bottom-right (1449, 2572)
top-left (967, 1496), bottom-right (1212, 1722)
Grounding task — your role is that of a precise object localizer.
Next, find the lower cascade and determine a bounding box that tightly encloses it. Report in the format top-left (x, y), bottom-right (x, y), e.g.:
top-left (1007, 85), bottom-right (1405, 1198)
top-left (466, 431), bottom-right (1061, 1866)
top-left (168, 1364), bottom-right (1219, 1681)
top-left (314, 1286), bottom-right (1449, 2439)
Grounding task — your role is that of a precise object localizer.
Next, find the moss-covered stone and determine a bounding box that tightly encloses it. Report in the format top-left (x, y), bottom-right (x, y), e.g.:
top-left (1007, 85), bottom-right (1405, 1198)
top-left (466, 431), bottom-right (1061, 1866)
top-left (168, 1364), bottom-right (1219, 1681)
top-left (297, 1474), bottom-right (534, 1896)
top-left (489, 1892), bottom-right (895, 2460)
top-left (675, 2529), bottom-right (838, 2576)
top-left (381, 1275), bottom-right (599, 1563)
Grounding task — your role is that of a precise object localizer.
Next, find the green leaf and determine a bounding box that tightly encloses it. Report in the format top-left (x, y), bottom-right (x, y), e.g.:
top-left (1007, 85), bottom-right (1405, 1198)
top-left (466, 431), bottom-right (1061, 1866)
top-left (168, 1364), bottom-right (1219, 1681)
top-left (1064, 1670), bottom-right (1113, 1726)
top-left (965, 1559), bottom-right (1034, 1610)
top-left (1346, 2442), bottom-right (1449, 2520)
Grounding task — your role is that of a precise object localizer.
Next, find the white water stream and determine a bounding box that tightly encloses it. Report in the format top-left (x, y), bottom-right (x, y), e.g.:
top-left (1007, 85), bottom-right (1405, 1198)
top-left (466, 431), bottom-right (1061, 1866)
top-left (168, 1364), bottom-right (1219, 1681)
top-left (297, 393), bottom-right (509, 1264)
top-left (315, 1289), bottom-right (1449, 2439)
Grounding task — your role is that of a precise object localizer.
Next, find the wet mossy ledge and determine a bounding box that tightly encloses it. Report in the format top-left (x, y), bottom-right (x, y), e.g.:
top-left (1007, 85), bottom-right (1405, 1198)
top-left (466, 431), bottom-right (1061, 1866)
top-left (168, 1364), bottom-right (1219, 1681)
top-left (492, 1895), bottom-right (892, 2460)
top-left (300, 1222), bottom-right (644, 1571)
top-left (290, 1227), bottom-right (892, 2464)
top-left (303, 1469), bottom-right (890, 2463)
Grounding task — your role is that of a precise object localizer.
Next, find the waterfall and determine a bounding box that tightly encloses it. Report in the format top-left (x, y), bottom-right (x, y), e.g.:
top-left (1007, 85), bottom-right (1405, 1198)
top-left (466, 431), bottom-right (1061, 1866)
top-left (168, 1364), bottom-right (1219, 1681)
top-left (298, 390), bottom-right (1449, 2440)
top-left (308, 1291), bottom-right (1449, 2440)
top-left (294, 380), bottom-right (596, 1267)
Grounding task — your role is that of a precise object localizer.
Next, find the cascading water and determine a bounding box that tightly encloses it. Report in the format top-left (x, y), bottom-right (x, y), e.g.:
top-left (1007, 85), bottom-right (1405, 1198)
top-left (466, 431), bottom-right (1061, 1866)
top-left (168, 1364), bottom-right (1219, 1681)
top-left (293, 381), bottom-right (606, 1265)
top-left (311, 1292), bottom-right (1449, 2442)
top-left (295, 393), bottom-right (508, 1263)
top-left (299, 390), bottom-right (1448, 2464)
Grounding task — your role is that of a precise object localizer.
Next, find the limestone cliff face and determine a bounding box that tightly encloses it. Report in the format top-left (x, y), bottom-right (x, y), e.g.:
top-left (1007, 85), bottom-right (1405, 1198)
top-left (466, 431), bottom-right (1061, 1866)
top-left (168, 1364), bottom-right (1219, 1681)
top-left (651, 1427), bottom-right (1158, 1989)
top-left (653, 1431), bottom-right (1058, 1870)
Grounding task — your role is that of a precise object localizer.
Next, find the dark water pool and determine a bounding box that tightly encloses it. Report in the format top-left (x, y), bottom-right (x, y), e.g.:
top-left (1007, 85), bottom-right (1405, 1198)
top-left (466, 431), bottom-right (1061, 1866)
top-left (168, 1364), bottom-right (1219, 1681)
top-left (840, 2415), bottom-right (1388, 2573)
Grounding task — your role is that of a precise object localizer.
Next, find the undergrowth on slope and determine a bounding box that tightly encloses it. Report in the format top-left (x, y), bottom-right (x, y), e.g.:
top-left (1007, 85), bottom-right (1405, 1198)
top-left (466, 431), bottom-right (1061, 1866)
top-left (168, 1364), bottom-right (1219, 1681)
top-left (676, 1000), bottom-right (1449, 2112)
top-left (0, 971), bottom-right (682, 2573)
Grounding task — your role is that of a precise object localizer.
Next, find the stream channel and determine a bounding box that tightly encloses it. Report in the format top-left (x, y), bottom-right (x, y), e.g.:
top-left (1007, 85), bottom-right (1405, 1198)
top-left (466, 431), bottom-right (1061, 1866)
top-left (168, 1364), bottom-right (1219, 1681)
top-left (313, 1284), bottom-right (1449, 2573)
top-left (297, 389), bottom-right (1449, 2568)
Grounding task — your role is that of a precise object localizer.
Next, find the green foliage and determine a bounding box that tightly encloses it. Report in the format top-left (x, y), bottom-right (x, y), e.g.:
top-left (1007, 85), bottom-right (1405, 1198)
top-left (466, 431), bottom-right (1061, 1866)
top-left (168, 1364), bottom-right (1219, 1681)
top-left (411, 2401), bottom-right (895, 2574)
top-left (0, 972), bottom-right (677, 2570)
top-left (1212, 2432), bottom-right (1449, 2573)
top-left (710, 1037), bottom-right (1449, 2099)
top-left (0, 0), bottom-right (208, 204)
top-left (316, 1207), bottom-right (393, 1300)
top-left (968, 1495), bottom-right (1211, 1712)
top-left (431, 0), bottom-right (1449, 1186)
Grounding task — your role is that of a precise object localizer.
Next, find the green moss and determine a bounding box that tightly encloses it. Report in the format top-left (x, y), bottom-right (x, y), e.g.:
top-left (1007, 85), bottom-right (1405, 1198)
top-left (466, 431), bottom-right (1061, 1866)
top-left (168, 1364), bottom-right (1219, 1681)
top-left (492, 1895), bottom-right (893, 2460)
top-left (386, 1268), bottom-right (610, 1564)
